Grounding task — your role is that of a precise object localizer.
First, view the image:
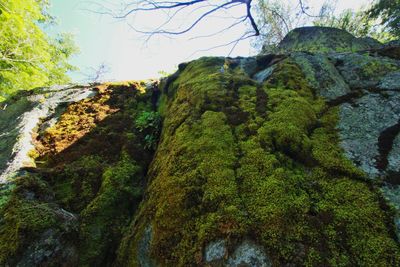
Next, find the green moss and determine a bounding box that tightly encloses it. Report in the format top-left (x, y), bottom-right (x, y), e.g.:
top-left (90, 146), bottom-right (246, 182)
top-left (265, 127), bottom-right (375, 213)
top-left (52, 155), bottom-right (105, 212)
top-left (0, 183), bottom-right (14, 210)
top-left (3, 57), bottom-right (398, 266)
top-left (264, 59), bottom-right (314, 97)
top-left (0, 82), bottom-right (160, 266)
top-left (358, 56), bottom-right (398, 79)
top-left (310, 108), bottom-right (364, 177)
top-left (258, 89), bottom-right (317, 162)
top-left (117, 56), bottom-right (400, 266)
top-left (79, 152), bottom-right (142, 266)
top-left (40, 83), bottom-right (159, 266)
top-left (0, 175), bottom-right (61, 264)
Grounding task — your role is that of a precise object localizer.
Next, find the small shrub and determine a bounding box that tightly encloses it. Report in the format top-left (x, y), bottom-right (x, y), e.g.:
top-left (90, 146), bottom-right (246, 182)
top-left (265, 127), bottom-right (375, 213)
top-left (135, 111), bottom-right (162, 150)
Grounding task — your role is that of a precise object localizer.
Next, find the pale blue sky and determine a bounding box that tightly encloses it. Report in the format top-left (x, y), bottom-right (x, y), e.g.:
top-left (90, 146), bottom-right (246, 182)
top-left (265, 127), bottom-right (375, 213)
top-left (49, 0), bottom-right (370, 82)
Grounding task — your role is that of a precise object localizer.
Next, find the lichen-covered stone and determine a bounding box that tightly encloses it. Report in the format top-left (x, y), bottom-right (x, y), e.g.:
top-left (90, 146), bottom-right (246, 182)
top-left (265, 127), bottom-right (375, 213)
top-left (338, 92), bottom-right (400, 177)
top-left (378, 71), bottom-right (400, 91)
top-left (291, 52), bottom-right (350, 99)
top-left (381, 185), bottom-right (400, 239)
top-left (227, 240), bottom-right (271, 267)
top-left (0, 85), bottom-right (95, 183)
top-left (388, 134), bottom-right (400, 173)
top-left (137, 226), bottom-right (156, 267)
top-left (204, 239), bottom-right (226, 263)
top-left (333, 53), bottom-right (400, 89)
top-left (277, 26), bottom-right (382, 53)
top-left (254, 66), bottom-right (275, 83)
top-left (116, 56), bottom-right (400, 266)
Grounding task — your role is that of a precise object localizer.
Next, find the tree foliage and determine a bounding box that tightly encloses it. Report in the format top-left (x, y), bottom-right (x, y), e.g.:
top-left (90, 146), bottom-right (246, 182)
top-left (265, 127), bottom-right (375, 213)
top-left (0, 0), bottom-right (78, 101)
top-left (314, 7), bottom-right (395, 42)
top-left (252, 0), bottom-right (312, 51)
top-left (253, 0), bottom-right (398, 53)
top-left (369, 0), bottom-right (400, 38)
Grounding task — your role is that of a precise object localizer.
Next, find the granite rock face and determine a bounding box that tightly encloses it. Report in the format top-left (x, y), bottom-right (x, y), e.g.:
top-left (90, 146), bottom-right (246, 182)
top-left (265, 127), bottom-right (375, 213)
top-left (291, 52), bottom-right (351, 99)
top-left (1, 27), bottom-right (400, 266)
top-left (277, 26), bottom-right (383, 53)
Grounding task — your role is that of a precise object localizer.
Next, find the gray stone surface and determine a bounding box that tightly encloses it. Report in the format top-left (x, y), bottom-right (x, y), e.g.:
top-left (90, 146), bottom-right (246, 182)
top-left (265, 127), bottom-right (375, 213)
top-left (333, 53), bottom-right (400, 89)
top-left (138, 225), bottom-right (156, 267)
top-left (338, 92), bottom-right (400, 178)
top-left (381, 185), bottom-right (400, 240)
top-left (388, 134), bottom-right (400, 173)
top-left (292, 52), bottom-right (350, 99)
top-left (204, 239), bottom-right (226, 263)
top-left (386, 39), bottom-right (400, 47)
top-left (17, 229), bottom-right (78, 267)
top-left (227, 240), bottom-right (271, 267)
top-left (378, 71), bottom-right (400, 91)
top-left (16, 207), bottom-right (78, 267)
top-left (238, 57), bottom-right (258, 76)
top-left (0, 85), bottom-right (95, 183)
top-left (254, 66), bottom-right (275, 83)
top-left (277, 26), bottom-right (380, 53)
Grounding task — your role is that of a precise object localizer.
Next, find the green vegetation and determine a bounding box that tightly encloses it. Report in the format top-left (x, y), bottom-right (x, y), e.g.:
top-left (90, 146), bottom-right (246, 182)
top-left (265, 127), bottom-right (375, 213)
top-left (0, 0), bottom-right (78, 101)
top-left (135, 111), bottom-right (162, 150)
top-left (44, 83), bottom-right (158, 266)
top-left (79, 152), bottom-right (142, 266)
top-left (0, 82), bottom-right (160, 266)
top-left (314, 7), bottom-right (396, 42)
top-left (253, 0), bottom-right (398, 53)
top-left (369, 0), bottom-right (400, 38)
top-left (117, 57), bottom-right (400, 266)
top-left (0, 175), bottom-right (61, 264)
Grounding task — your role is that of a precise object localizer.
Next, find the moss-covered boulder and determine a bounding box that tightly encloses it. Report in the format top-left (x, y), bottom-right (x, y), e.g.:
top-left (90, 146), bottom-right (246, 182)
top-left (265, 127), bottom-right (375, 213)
top-left (277, 26), bottom-right (383, 53)
top-left (116, 55), bottom-right (400, 266)
top-left (1, 27), bottom-right (400, 266)
top-left (0, 81), bottom-right (161, 266)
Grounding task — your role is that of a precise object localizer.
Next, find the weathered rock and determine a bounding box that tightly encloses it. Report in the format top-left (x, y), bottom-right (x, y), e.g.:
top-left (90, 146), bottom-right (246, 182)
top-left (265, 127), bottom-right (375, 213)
top-left (204, 239), bottom-right (271, 267)
top-left (378, 71), bottom-right (400, 91)
top-left (333, 53), bottom-right (400, 89)
top-left (137, 226), bottom-right (156, 267)
top-left (291, 52), bottom-right (350, 99)
top-left (17, 228), bottom-right (78, 267)
top-left (277, 26), bottom-right (382, 53)
top-left (388, 134), bottom-right (400, 173)
top-left (381, 185), bottom-right (400, 239)
top-left (1, 27), bottom-right (400, 267)
top-left (386, 40), bottom-right (400, 47)
top-left (0, 82), bottom-right (158, 266)
top-left (338, 92), bottom-right (400, 177)
top-left (254, 66), bottom-right (275, 83)
top-left (204, 239), bottom-right (226, 263)
top-left (226, 240), bottom-right (271, 267)
top-left (0, 85), bottom-right (95, 183)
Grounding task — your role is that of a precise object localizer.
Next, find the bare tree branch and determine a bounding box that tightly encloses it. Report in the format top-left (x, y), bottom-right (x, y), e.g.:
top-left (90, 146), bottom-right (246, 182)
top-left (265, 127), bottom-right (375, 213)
top-left (106, 0), bottom-right (261, 38)
top-left (89, 0), bottom-right (326, 55)
top-left (298, 0), bottom-right (323, 18)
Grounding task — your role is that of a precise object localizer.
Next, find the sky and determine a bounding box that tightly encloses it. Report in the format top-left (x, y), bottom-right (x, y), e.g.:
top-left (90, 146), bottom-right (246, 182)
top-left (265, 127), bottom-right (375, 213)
top-left (48, 0), bottom-right (372, 83)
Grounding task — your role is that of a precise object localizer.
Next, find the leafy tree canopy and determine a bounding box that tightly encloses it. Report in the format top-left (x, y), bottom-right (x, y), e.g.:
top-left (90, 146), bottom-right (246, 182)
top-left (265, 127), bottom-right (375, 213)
top-left (0, 0), bottom-right (78, 101)
top-left (313, 7), bottom-right (395, 43)
top-left (369, 0), bottom-right (400, 38)
top-left (253, 0), bottom-right (399, 53)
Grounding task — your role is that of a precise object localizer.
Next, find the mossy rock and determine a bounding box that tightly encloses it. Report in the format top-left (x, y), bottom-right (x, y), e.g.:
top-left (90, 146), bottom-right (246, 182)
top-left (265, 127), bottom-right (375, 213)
top-left (116, 57), bottom-right (400, 266)
top-left (277, 26), bottom-right (382, 53)
top-left (0, 82), bottom-right (161, 266)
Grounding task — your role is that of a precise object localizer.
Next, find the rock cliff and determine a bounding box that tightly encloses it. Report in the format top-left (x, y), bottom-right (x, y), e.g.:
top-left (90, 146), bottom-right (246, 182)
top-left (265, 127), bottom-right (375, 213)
top-left (0, 27), bottom-right (400, 266)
